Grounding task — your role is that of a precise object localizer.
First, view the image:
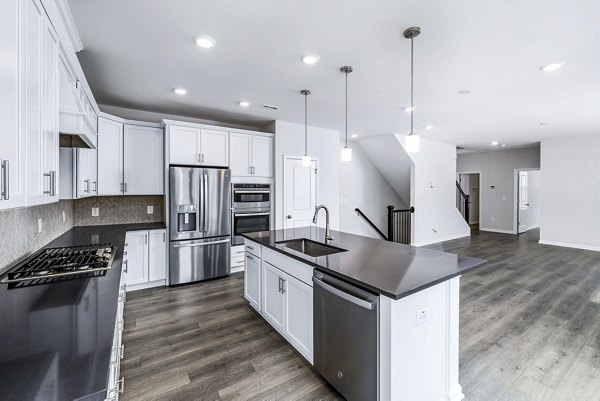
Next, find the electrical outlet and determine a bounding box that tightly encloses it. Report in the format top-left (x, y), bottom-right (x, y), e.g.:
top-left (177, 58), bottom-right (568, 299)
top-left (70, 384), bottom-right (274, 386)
top-left (91, 207), bottom-right (99, 217)
top-left (416, 308), bottom-right (429, 325)
top-left (147, 206), bottom-right (154, 214)
top-left (37, 218), bottom-right (43, 233)
top-left (62, 211), bottom-right (66, 223)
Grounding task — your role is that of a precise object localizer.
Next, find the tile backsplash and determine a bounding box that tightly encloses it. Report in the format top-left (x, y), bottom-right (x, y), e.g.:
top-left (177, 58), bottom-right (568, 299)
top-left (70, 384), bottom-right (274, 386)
top-left (74, 196), bottom-right (164, 226)
top-left (0, 200), bottom-right (74, 274)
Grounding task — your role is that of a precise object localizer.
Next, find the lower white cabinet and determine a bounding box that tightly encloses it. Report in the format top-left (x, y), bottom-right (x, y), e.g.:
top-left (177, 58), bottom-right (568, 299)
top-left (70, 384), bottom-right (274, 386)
top-left (123, 229), bottom-right (166, 290)
top-left (244, 253), bottom-right (261, 310)
top-left (231, 244), bottom-right (245, 273)
top-left (262, 262), bottom-right (286, 332)
top-left (283, 272), bottom-right (313, 359)
top-left (107, 264), bottom-right (126, 400)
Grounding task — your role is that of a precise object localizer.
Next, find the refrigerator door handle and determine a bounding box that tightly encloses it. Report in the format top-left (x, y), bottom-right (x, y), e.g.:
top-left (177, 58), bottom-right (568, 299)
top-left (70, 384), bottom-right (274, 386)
top-left (173, 238), bottom-right (230, 248)
top-left (203, 171), bottom-right (208, 232)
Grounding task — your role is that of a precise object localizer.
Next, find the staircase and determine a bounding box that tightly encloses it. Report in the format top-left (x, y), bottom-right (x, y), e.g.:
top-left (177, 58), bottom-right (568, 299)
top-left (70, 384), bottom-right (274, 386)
top-left (355, 205), bottom-right (414, 245)
top-left (456, 181), bottom-right (470, 223)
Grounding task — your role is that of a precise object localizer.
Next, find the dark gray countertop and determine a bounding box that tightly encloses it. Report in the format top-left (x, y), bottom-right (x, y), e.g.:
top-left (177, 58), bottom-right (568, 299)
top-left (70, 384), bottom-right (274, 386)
top-left (243, 227), bottom-right (486, 300)
top-left (0, 223), bottom-right (165, 401)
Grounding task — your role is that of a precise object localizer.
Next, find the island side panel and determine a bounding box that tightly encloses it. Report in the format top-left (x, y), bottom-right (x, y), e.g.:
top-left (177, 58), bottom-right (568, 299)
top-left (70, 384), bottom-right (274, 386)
top-left (380, 277), bottom-right (463, 401)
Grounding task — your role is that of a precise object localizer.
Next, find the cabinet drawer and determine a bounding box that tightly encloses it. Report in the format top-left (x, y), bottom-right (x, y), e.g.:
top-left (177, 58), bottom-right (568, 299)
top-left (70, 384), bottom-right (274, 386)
top-left (245, 240), bottom-right (261, 258)
top-left (231, 255), bottom-right (245, 267)
top-left (262, 247), bottom-right (313, 287)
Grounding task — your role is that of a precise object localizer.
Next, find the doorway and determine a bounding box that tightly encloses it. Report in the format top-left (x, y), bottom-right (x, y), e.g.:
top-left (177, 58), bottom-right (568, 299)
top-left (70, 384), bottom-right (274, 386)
top-left (457, 172), bottom-right (481, 230)
top-left (283, 156), bottom-right (318, 229)
top-left (516, 169), bottom-right (541, 234)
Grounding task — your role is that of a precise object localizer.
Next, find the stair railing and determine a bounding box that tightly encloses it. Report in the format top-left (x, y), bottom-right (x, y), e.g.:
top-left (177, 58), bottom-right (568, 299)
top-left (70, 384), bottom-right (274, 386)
top-left (387, 205), bottom-right (414, 245)
top-left (456, 181), bottom-right (470, 223)
top-left (354, 208), bottom-right (388, 240)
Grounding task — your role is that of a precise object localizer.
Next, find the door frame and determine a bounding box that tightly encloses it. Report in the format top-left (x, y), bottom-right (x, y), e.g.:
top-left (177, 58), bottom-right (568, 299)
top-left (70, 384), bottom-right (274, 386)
top-left (456, 171), bottom-right (482, 228)
top-left (513, 168), bottom-right (540, 234)
top-left (282, 155), bottom-right (319, 230)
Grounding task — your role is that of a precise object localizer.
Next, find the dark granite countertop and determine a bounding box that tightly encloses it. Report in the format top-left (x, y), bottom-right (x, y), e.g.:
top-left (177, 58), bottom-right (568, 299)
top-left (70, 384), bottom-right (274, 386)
top-left (0, 223), bottom-right (165, 401)
top-left (243, 227), bottom-right (486, 300)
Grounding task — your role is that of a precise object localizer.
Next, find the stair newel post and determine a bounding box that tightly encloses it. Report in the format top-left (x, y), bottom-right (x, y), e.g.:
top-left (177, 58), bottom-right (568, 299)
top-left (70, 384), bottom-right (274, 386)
top-left (387, 205), bottom-right (395, 242)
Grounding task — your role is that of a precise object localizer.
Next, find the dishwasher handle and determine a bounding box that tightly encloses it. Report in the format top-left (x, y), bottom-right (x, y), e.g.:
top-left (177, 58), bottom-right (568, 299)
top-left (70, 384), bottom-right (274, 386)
top-left (313, 274), bottom-right (377, 310)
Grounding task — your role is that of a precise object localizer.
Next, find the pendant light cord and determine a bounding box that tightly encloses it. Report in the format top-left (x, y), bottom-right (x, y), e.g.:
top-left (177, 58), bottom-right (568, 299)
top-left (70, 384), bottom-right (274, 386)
top-left (304, 92), bottom-right (308, 155)
top-left (345, 71), bottom-right (348, 147)
top-left (410, 35), bottom-right (414, 135)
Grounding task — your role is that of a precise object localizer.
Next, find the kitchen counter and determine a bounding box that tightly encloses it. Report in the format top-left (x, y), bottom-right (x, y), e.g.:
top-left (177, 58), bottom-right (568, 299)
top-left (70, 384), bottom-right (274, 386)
top-left (0, 223), bottom-right (165, 401)
top-left (243, 226), bottom-right (486, 300)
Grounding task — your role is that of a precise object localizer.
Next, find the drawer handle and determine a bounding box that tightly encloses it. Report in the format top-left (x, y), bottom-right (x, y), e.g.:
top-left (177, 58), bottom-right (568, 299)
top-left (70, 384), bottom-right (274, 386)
top-left (247, 245), bottom-right (254, 250)
top-left (120, 344), bottom-right (125, 359)
top-left (117, 377), bottom-right (125, 394)
top-left (247, 255), bottom-right (254, 261)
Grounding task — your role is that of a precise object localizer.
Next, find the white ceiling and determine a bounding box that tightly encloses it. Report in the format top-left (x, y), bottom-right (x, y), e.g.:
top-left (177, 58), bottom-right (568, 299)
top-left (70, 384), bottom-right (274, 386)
top-left (67, 0), bottom-right (600, 149)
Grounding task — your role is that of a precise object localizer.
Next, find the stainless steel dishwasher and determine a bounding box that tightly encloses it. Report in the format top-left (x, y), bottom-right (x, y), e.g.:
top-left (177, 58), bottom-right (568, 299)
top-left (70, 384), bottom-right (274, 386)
top-left (313, 271), bottom-right (379, 401)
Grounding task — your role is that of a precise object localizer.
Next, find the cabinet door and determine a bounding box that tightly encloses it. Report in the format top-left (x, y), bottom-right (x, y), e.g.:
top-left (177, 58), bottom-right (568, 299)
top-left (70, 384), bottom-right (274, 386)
top-left (200, 129), bottom-right (229, 166)
top-left (283, 272), bottom-right (313, 361)
top-left (123, 231), bottom-right (148, 286)
top-left (262, 262), bottom-right (285, 333)
top-left (148, 229), bottom-right (167, 281)
top-left (97, 117), bottom-right (124, 195)
top-left (230, 133), bottom-right (251, 176)
top-left (169, 125), bottom-right (200, 165)
top-left (124, 125), bottom-right (163, 195)
top-left (244, 253), bottom-right (261, 311)
top-left (0, 0), bottom-right (26, 210)
top-left (24, 0), bottom-right (45, 206)
top-left (42, 16), bottom-right (59, 204)
top-left (89, 148), bottom-right (98, 196)
top-left (251, 136), bottom-right (273, 177)
top-left (76, 149), bottom-right (90, 198)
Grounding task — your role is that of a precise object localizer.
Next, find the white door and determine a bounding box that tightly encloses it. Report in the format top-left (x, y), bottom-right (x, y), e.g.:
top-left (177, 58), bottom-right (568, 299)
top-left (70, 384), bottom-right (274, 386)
top-left (200, 129), bottom-right (229, 166)
top-left (230, 133), bottom-right (252, 176)
top-left (169, 125), bottom-right (200, 165)
top-left (282, 272), bottom-right (313, 361)
top-left (123, 125), bottom-right (163, 195)
top-left (42, 16), bottom-right (59, 204)
top-left (97, 117), bottom-right (124, 195)
top-left (244, 253), bottom-right (261, 311)
top-left (518, 171), bottom-right (529, 234)
top-left (124, 231), bottom-right (148, 285)
top-left (284, 157), bottom-right (317, 229)
top-left (0, 0), bottom-right (27, 210)
top-left (252, 136), bottom-right (273, 177)
top-left (262, 262), bottom-right (285, 333)
top-left (148, 229), bottom-right (167, 281)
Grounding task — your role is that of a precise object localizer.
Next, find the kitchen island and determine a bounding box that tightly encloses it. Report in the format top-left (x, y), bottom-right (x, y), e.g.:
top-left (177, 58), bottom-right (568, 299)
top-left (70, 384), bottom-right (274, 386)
top-left (243, 226), bottom-right (486, 401)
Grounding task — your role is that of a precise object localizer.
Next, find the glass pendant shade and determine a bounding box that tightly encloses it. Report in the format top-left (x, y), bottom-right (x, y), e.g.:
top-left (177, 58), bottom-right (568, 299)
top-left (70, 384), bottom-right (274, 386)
top-left (405, 133), bottom-right (420, 153)
top-left (341, 146), bottom-right (352, 161)
top-left (302, 154), bottom-right (311, 166)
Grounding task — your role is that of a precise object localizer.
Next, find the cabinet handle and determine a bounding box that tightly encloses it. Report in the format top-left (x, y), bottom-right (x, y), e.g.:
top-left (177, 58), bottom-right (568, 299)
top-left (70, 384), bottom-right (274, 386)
top-left (44, 172), bottom-right (52, 194)
top-left (248, 165), bottom-right (252, 175)
top-left (253, 166), bottom-right (255, 174)
top-left (1, 160), bottom-right (9, 200)
top-left (247, 254), bottom-right (254, 261)
top-left (278, 277), bottom-right (281, 293)
top-left (117, 377), bottom-right (125, 394)
top-left (51, 171), bottom-right (56, 197)
top-left (163, 232), bottom-right (166, 242)
top-left (123, 260), bottom-right (128, 273)
top-left (120, 344), bottom-right (125, 359)
top-left (120, 182), bottom-right (123, 193)
top-left (92, 180), bottom-right (97, 193)
top-left (202, 153), bottom-right (205, 163)
top-left (144, 234), bottom-right (147, 244)
top-left (124, 182), bottom-right (127, 193)
top-left (281, 278), bottom-right (286, 294)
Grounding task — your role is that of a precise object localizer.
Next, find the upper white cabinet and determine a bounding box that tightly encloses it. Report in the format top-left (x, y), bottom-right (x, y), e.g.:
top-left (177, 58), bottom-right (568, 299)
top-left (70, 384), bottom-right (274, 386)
top-left (97, 117), bottom-right (163, 196)
top-left (123, 125), bottom-right (163, 195)
top-left (229, 133), bottom-right (273, 177)
top-left (97, 117), bottom-right (124, 196)
top-left (168, 125), bottom-right (229, 167)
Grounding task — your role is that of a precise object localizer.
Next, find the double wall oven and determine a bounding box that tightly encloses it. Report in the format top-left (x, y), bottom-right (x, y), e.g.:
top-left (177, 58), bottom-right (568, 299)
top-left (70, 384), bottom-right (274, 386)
top-left (231, 183), bottom-right (271, 245)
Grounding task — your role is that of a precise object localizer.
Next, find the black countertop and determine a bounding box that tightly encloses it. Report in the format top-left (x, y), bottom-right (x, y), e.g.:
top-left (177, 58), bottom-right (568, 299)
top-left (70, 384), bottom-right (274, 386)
top-left (243, 227), bottom-right (486, 300)
top-left (0, 223), bottom-right (165, 401)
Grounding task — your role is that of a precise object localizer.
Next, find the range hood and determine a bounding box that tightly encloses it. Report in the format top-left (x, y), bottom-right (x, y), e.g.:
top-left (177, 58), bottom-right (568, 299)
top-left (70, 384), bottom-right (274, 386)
top-left (59, 61), bottom-right (97, 149)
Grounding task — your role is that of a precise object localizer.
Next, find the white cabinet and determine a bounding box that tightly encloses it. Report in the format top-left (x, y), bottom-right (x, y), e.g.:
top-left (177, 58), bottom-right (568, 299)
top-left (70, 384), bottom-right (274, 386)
top-left (123, 229), bottom-right (167, 290)
top-left (283, 272), bottom-right (313, 359)
top-left (229, 133), bottom-right (273, 177)
top-left (123, 125), bottom-right (163, 195)
top-left (0, 0), bottom-right (26, 210)
top-left (262, 262), bottom-right (286, 333)
top-left (97, 117), bottom-right (124, 195)
top-left (244, 253), bottom-right (261, 311)
top-left (168, 124), bottom-right (229, 167)
top-left (76, 148), bottom-right (98, 198)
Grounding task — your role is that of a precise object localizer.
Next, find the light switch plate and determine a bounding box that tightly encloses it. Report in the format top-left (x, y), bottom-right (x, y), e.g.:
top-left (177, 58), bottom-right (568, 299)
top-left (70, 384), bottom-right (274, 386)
top-left (147, 206), bottom-right (154, 214)
top-left (91, 207), bottom-right (99, 217)
top-left (37, 218), bottom-right (43, 233)
top-left (62, 211), bottom-right (66, 222)
top-left (416, 308), bottom-right (429, 325)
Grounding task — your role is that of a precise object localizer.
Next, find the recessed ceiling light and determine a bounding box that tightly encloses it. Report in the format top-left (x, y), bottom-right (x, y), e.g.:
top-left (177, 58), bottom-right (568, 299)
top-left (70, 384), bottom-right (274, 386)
top-left (500, 144), bottom-right (507, 147)
top-left (301, 54), bottom-right (320, 65)
top-left (174, 88), bottom-right (188, 95)
top-left (194, 35), bottom-right (216, 48)
top-left (458, 89), bottom-right (472, 95)
top-left (403, 106), bottom-right (415, 112)
top-left (491, 141), bottom-right (499, 146)
top-left (540, 62), bottom-right (565, 72)
top-left (238, 100), bottom-right (250, 107)
top-left (351, 134), bottom-right (358, 138)
top-left (424, 125), bottom-right (433, 130)
top-left (539, 122), bottom-right (552, 125)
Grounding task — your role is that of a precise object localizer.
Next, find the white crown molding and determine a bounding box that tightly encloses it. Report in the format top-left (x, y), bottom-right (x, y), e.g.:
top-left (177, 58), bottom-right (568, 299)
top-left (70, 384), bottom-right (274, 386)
top-left (54, 0), bottom-right (84, 52)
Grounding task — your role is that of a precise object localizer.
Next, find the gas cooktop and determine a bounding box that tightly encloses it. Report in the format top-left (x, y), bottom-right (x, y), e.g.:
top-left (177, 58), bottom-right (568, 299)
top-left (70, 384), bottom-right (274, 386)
top-left (1, 243), bottom-right (115, 288)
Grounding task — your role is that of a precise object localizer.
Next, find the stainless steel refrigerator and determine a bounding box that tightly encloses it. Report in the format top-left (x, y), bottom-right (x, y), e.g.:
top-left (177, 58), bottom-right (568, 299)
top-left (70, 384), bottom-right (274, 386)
top-left (169, 166), bottom-right (231, 285)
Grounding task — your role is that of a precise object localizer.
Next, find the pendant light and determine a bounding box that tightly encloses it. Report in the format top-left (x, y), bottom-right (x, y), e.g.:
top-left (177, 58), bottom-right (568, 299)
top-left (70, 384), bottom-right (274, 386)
top-left (404, 26), bottom-right (421, 153)
top-left (340, 66), bottom-right (353, 161)
top-left (301, 89), bottom-right (312, 166)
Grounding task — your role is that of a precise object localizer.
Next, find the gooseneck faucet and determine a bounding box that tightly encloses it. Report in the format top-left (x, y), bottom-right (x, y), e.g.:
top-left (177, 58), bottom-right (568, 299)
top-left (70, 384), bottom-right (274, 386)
top-left (312, 205), bottom-right (334, 242)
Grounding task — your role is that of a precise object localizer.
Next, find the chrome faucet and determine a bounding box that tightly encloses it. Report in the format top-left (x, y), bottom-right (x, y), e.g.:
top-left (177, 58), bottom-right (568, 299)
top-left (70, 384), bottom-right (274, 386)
top-left (312, 205), bottom-right (333, 242)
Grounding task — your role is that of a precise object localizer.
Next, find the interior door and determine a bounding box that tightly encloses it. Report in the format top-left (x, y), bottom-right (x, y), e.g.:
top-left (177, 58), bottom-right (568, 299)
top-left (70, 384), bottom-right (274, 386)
top-left (518, 171), bottom-right (529, 233)
top-left (284, 157), bottom-right (317, 229)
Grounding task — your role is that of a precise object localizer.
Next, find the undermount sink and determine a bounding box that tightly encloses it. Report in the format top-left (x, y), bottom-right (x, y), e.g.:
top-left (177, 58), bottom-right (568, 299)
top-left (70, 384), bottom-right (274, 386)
top-left (276, 238), bottom-right (347, 257)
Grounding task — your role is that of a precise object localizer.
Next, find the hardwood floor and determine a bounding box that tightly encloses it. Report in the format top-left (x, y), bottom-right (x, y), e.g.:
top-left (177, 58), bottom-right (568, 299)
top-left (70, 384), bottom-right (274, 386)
top-left (121, 229), bottom-right (600, 400)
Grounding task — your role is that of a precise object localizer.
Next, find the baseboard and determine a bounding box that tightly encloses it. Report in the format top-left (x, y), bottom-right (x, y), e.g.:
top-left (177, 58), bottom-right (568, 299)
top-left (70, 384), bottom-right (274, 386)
top-left (231, 265), bottom-right (245, 273)
top-left (479, 227), bottom-right (515, 234)
top-left (126, 279), bottom-right (166, 292)
top-left (413, 232), bottom-right (470, 247)
top-left (539, 240), bottom-right (600, 252)
top-left (527, 224), bottom-right (540, 230)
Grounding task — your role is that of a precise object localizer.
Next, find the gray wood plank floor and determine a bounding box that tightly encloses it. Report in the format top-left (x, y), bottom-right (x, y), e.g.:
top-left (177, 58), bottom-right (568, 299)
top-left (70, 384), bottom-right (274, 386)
top-left (121, 229), bottom-right (600, 400)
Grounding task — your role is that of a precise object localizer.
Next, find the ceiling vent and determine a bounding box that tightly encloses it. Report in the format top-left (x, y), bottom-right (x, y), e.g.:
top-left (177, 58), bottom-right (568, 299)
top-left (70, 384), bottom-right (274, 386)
top-left (261, 104), bottom-right (279, 111)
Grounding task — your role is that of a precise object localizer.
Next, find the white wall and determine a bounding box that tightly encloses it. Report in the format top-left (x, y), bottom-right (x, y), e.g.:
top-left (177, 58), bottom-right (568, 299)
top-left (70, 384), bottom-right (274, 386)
top-left (457, 147), bottom-right (540, 233)
top-left (399, 136), bottom-right (470, 246)
top-left (339, 140), bottom-right (404, 238)
top-left (273, 121), bottom-right (340, 230)
top-left (526, 170), bottom-right (541, 230)
top-left (540, 135), bottom-right (600, 251)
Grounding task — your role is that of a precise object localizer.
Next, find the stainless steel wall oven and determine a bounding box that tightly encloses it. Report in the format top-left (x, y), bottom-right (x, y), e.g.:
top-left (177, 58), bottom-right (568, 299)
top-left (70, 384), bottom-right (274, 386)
top-left (231, 183), bottom-right (271, 245)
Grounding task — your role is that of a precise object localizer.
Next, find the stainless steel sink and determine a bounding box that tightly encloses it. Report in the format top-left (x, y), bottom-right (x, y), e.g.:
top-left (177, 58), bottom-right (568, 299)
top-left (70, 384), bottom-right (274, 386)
top-left (276, 238), bottom-right (347, 257)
